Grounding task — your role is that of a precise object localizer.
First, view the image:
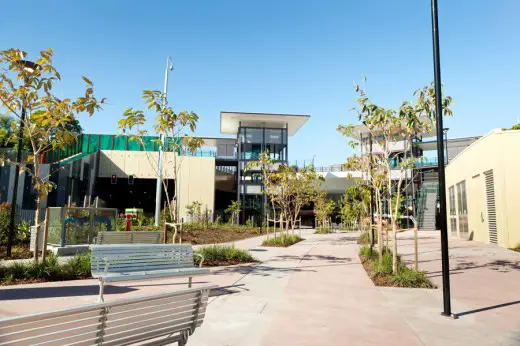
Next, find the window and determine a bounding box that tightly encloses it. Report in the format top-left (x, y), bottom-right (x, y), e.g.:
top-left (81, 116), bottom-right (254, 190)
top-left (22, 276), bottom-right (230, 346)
top-left (265, 129), bottom-right (282, 144)
top-left (456, 181), bottom-right (467, 215)
top-left (456, 180), bottom-right (469, 237)
top-left (449, 186), bottom-right (456, 215)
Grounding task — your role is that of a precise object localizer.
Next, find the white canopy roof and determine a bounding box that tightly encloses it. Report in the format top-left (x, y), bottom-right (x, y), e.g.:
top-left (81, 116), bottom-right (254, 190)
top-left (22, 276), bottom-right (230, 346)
top-left (220, 111), bottom-right (310, 136)
top-left (348, 116), bottom-right (436, 141)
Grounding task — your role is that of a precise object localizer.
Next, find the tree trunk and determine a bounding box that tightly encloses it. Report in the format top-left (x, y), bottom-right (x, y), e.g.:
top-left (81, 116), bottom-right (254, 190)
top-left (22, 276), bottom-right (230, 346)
top-left (33, 159), bottom-right (41, 262)
top-left (385, 228), bottom-right (389, 252)
top-left (377, 194), bottom-right (383, 268)
top-left (414, 227), bottom-right (419, 270)
top-left (33, 196), bottom-right (41, 262)
top-left (392, 221), bottom-right (398, 274)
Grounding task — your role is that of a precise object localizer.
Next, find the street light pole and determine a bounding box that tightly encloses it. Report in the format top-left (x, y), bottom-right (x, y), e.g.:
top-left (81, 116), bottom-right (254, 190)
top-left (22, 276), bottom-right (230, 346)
top-left (7, 60), bottom-right (40, 258)
top-left (431, 0), bottom-right (453, 318)
top-left (369, 133), bottom-right (375, 253)
top-left (154, 57), bottom-right (173, 226)
top-left (443, 128), bottom-right (449, 164)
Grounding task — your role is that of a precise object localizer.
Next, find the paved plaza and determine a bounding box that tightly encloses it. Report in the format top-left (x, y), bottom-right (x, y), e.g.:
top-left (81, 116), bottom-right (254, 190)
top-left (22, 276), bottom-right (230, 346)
top-left (1, 230), bottom-right (519, 345)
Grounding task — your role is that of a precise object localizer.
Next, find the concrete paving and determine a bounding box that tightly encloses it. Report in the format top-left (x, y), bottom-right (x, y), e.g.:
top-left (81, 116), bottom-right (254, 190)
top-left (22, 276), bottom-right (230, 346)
top-left (393, 230), bottom-right (520, 346)
top-left (1, 230), bottom-right (519, 345)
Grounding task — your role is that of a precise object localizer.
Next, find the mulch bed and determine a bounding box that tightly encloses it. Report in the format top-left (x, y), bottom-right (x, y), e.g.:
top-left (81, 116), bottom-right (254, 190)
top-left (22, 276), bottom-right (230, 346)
top-left (178, 228), bottom-right (261, 245)
top-left (359, 254), bottom-right (435, 288)
top-left (0, 244), bottom-right (33, 260)
top-left (0, 275), bottom-right (91, 287)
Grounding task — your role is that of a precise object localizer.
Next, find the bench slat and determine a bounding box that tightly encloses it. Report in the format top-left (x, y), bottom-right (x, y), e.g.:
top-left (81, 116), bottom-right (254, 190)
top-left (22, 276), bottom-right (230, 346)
top-left (106, 301), bottom-right (204, 328)
top-left (104, 310), bottom-right (206, 337)
top-left (0, 309), bottom-right (103, 332)
top-left (0, 287), bottom-right (214, 346)
top-left (108, 291), bottom-right (199, 314)
top-left (101, 318), bottom-right (199, 344)
top-left (91, 257), bottom-right (194, 266)
top-left (92, 264), bottom-right (196, 274)
top-left (96, 231), bottom-right (163, 245)
top-left (99, 269), bottom-right (209, 283)
top-left (90, 245), bottom-right (198, 276)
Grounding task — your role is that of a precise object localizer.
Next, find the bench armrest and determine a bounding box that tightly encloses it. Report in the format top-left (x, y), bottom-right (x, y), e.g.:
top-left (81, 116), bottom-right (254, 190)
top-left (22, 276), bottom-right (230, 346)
top-left (193, 253), bottom-right (204, 268)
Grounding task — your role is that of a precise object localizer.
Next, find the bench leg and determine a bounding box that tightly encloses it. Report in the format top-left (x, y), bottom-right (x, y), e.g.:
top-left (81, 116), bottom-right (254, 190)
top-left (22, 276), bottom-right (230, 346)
top-left (97, 278), bottom-right (105, 303)
top-left (188, 277), bottom-right (192, 288)
top-left (178, 330), bottom-right (188, 346)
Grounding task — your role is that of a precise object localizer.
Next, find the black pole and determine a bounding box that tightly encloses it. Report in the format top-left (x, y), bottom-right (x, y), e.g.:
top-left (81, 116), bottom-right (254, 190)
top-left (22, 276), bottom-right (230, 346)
top-left (6, 106), bottom-right (26, 257)
top-left (431, 0), bottom-right (452, 317)
top-left (444, 129), bottom-right (449, 164)
top-left (369, 134), bottom-right (375, 252)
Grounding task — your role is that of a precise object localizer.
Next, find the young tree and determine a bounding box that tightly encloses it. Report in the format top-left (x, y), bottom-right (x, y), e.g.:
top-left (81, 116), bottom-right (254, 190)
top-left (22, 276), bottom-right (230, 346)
top-left (225, 200), bottom-right (241, 225)
top-left (287, 165), bottom-right (322, 232)
top-left (0, 48), bottom-right (104, 258)
top-left (342, 151), bottom-right (387, 266)
top-left (340, 184), bottom-right (370, 230)
top-left (118, 90), bottom-right (203, 228)
top-left (339, 80), bottom-right (453, 273)
top-left (0, 114), bottom-right (16, 147)
top-left (313, 193), bottom-right (335, 229)
top-left (186, 200), bottom-right (202, 223)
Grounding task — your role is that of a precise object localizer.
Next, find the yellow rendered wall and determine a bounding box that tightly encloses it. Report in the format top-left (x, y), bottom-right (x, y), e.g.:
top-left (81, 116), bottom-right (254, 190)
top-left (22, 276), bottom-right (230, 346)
top-left (445, 129), bottom-right (520, 248)
top-left (500, 131), bottom-right (520, 247)
top-left (98, 151), bottom-right (216, 220)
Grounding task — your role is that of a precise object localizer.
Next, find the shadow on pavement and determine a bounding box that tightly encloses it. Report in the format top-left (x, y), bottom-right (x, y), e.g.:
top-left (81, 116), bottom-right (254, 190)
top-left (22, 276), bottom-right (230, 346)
top-left (0, 285), bottom-right (137, 300)
top-left (425, 259), bottom-right (520, 275)
top-left (455, 300), bottom-right (520, 318)
top-left (209, 284), bottom-right (247, 298)
top-left (271, 255), bottom-right (352, 263)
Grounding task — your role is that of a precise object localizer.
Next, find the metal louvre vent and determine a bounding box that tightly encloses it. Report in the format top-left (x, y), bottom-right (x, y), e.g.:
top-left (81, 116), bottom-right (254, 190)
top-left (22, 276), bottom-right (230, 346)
top-left (484, 170), bottom-right (498, 244)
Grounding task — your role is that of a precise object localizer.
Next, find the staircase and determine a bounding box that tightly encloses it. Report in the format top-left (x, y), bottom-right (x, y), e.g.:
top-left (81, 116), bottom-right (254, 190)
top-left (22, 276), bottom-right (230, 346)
top-left (417, 172), bottom-right (439, 231)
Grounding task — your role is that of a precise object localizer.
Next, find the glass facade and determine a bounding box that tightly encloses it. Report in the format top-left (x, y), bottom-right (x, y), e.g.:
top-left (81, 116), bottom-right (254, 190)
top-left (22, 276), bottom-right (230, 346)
top-left (237, 125), bottom-right (288, 224)
top-left (238, 127), bottom-right (287, 162)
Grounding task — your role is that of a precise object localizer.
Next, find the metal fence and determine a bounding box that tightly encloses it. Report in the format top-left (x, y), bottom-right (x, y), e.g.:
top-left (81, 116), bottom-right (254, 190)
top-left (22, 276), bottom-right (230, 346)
top-left (15, 206), bottom-right (45, 225)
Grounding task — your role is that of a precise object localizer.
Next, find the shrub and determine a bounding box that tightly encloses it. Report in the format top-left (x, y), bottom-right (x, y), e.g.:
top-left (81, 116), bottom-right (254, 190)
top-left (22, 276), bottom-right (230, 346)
top-left (16, 221), bottom-right (31, 243)
top-left (194, 245), bottom-right (256, 266)
top-left (315, 227), bottom-right (333, 234)
top-left (62, 253), bottom-right (91, 277)
top-left (262, 234), bottom-right (303, 247)
top-left (0, 202), bottom-right (13, 246)
top-left (0, 252), bottom-right (92, 284)
top-left (358, 231), bottom-right (378, 245)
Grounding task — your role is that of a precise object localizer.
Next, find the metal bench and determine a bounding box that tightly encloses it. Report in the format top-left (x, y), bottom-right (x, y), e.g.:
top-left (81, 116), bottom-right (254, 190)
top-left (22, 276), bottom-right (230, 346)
top-left (91, 244), bottom-right (210, 302)
top-left (0, 286), bottom-right (216, 346)
top-left (94, 231), bottom-right (163, 245)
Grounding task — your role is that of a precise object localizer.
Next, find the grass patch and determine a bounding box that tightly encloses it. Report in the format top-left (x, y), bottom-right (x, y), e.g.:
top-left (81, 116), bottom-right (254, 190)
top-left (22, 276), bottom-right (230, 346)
top-left (262, 234), bottom-right (303, 247)
top-left (194, 245), bottom-right (257, 266)
top-left (315, 227), bottom-right (334, 234)
top-left (359, 246), bottom-right (435, 289)
top-left (0, 253), bottom-right (91, 285)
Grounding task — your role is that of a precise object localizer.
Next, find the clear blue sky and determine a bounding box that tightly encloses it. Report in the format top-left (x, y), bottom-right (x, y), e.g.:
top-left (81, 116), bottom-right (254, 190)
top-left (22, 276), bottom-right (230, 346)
top-left (2, 0), bottom-right (519, 166)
